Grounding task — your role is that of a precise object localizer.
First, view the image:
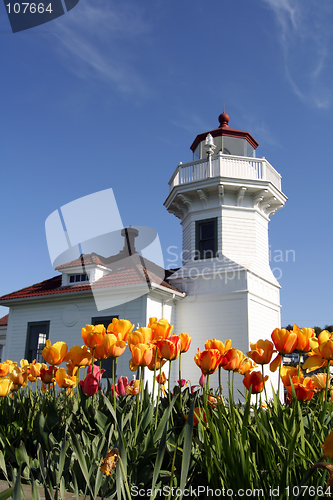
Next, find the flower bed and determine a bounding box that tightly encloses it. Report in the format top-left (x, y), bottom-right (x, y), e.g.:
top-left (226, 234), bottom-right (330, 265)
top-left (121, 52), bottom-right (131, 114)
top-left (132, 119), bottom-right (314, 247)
top-left (0, 320), bottom-right (333, 500)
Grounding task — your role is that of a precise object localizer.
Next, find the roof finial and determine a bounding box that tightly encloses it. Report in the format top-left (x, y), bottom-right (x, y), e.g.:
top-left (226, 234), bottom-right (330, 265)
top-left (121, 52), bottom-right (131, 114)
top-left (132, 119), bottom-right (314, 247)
top-left (218, 107), bottom-right (230, 129)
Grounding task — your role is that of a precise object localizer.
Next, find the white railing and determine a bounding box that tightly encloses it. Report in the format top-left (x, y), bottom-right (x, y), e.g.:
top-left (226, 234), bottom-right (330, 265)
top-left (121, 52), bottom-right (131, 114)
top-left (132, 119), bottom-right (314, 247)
top-left (168, 153), bottom-right (281, 192)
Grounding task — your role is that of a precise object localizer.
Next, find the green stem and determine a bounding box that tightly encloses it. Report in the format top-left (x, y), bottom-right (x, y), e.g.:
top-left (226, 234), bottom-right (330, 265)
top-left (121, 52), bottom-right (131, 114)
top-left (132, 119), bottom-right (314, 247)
top-left (179, 352), bottom-right (182, 407)
top-left (262, 365), bottom-right (268, 402)
top-left (322, 362), bottom-right (331, 423)
top-left (134, 367), bottom-right (140, 445)
top-left (232, 370), bottom-right (235, 404)
top-left (218, 366), bottom-right (222, 395)
top-left (112, 358), bottom-right (116, 416)
top-left (168, 361), bottom-right (174, 426)
top-left (154, 364), bottom-right (162, 431)
top-left (277, 360), bottom-right (281, 401)
top-left (140, 366), bottom-right (144, 414)
top-left (118, 457), bottom-right (132, 500)
top-left (152, 348), bottom-right (158, 403)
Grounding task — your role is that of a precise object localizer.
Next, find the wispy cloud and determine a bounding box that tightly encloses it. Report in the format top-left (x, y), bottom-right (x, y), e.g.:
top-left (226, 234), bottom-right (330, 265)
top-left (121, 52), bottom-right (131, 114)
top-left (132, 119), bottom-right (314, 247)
top-left (51, 0), bottom-right (151, 95)
top-left (262, 0), bottom-right (333, 109)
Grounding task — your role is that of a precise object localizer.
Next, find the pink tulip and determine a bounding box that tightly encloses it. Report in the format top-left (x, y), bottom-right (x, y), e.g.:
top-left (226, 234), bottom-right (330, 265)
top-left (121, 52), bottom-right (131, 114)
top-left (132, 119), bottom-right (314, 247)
top-left (88, 363), bottom-right (105, 379)
top-left (80, 374), bottom-right (100, 396)
top-left (199, 373), bottom-right (205, 387)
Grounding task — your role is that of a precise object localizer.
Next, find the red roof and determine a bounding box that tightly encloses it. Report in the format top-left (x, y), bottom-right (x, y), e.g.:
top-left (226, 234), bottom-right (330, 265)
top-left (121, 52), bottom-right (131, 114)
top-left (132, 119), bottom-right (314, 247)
top-left (0, 264), bottom-right (182, 303)
top-left (0, 314), bottom-right (8, 326)
top-left (190, 112), bottom-right (259, 152)
top-left (55, 253), bottom-right (109, 271)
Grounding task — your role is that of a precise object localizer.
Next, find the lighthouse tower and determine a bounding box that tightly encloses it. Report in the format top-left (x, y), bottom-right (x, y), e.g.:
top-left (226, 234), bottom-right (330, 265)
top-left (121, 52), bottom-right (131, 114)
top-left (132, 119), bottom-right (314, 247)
top-left (164, 112), bottom-right (287, 395)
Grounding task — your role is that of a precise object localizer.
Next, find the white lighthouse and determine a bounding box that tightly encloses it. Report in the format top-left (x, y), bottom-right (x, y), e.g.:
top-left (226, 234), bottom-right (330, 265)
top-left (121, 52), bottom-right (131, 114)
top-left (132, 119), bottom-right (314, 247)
top-left (165, 112), bottom-right (287, 396)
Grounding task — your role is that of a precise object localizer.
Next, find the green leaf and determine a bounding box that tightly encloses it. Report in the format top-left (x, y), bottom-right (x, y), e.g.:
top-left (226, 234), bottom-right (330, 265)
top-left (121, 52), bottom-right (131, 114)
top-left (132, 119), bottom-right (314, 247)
top-left (12, 465), bottom-right (21, 500)
top-left (150, 425), bottom-right (167, 499)
top-left (179, 393), bottom-right (197, 498)
top-left (0, 488), bottom-right (14, 500)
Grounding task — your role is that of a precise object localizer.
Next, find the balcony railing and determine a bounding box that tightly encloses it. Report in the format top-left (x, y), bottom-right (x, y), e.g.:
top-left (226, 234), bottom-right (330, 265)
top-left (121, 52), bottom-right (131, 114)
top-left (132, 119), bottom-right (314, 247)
top-left (168, 153), bottom-right (281, 192)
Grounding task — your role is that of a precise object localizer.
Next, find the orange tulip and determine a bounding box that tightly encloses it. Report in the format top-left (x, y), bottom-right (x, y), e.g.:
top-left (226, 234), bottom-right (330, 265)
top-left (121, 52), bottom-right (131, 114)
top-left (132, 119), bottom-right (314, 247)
top-left (42, 339), bottom-right (68, 365)
top-left (128, 327), bottom-right (153, 347)
top-left (103, 334), bottom-right (126, 358)
top-left (55, 367), bottom-right (77, 389)
top-left (195, 349), bottom-right (221, 375)
top-left (148, 317), bottom-right (173, 340)
top-left (243, 371), bottom-right (268, 394)
top-left (147, 345), bottom-right (166, 371)
top-left (28, 361), bottom-right (45, 382)
top-left (66, 363), bottom-right (78, 377)
top-left (10, 367), bottom-right (29, 388)
top-left (286, 376), bottom-right (315, 401)
top-left (311, 373), bottom-right (327, 391)
top-left (184, 407), bottom-right (206, 427)
top-left (107, 318), bottom-right (134, 342)
top-left (322, 430), bottom-right (333, 458)
top-left (280, 365), bottom-right (300, 387)
top-left (271, 328), bottom-right (298, 354)
top-left (65, 345), bottom-right (92, 366)
top-left (247, 339), bottom-right (274, 365)
top-left (293, 325), bottom-right (315, 352)
top-left (129, 344), bottom-right (153, 371)
top-left (0, 378), bottom-right (13, 396)
top-left (238, 357), bottom-right (256, 375)
top-left (125, 379), bottom-right (140, 395)
top-left (0, 363), bottom-right (10, 377)
top-left (205, 339), bottom-right (232, 356)
top-left (179, 332), bottom-right (191, 353)
top-left (82, 324), bottom-right (106, 349)
top-left (156, 372), bottom-right (168, 384)
top-left (220, 348), bottom-right (245, 372)
top-left (155, 336), bottom-right (181, 361)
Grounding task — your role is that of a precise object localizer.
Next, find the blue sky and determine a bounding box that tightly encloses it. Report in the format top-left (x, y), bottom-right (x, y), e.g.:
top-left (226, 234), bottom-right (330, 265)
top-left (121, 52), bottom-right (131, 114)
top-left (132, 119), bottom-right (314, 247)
top-left (0, 0), bottom-right (333, 328)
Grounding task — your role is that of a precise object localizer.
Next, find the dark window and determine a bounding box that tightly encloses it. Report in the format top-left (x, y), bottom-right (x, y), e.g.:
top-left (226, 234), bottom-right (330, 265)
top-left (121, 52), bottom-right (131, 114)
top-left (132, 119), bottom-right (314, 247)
top-left (70, 274), bottom-right (89, 283)
top-left (196, 218), bottom-right (217, 259)
top-left (92, 316), bottom-right (119, 377)
top-left (25, 321), bottom-right (50, 363)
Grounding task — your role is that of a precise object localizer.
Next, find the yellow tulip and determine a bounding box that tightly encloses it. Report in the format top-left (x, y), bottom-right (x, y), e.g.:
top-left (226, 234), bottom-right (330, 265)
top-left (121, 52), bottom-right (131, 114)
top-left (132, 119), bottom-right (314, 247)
top-left (55, 367), bottom-right (77, 388)
top-left (81, 324), bottom-right (106, 348)
top-left (247, 339), bottom-right (274, 365)
top-left (128, 327), bottom-right (153, 347)
top-left (205, 339), bottom-right (232, 356)
top-left (65, 345), bottom-right (92, 367)
top-left (106, 318), bottom-right (134, 342)
top-left (42, 339), bottom-right (68, 365)
top-left (322, 430), bottom-right (333, 458)
top-left (148, 317), bottom-right (173, 340)
top-left (0, 378), bottom-right (13, 396)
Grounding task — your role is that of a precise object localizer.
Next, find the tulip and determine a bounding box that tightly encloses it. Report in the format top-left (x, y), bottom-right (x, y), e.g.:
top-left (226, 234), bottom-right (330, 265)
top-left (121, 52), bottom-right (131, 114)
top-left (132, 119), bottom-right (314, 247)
top-left (103, 334), bottom-right (126, 358)
top-left (10, 367), bottom-right (29, 388)
top-left (238, 357), bottom-right (256, 375)
top-left (148, 317), bottom-right (173, 340)
top-left (280, 365), bottom-right (300, 387)
top-left (185, 407), bottom-right (206, 427)
top-left (55, 367), bottom-right (77, 389)
top-left (65, 345), bottom-right (92, 366)
top-left (40, 366), bottom-right (57, 384)
top-left (243, 371), bottom-right (268, 394)
top-left (311, 373), bottom-right (327, 391)
top-left (155, 336), bottom-right (181, 361)
top-left (125, 379), bottom-right (140, 395)
top-left (207, 395), bottom-right (218, 407)
top-left (0, 378), bottom-right (13, 396)
top-left (107, 318), bottom-right (134, 342)
top-left (247, 340), bottom-right (274, 365)
top-left (220, 348), bottom-right (245, 372)
top-left (116, 376), bottom-right (129, 397)
top-left (129, 343), bottom-right (153, 371)
top-left (194, 349), bottom-right (221, 375)
top-left (271, 328), bottom-right (298, 354)
top-left (147, 345), bottom-right (166, 371)
top-left (42, 340), bottom-right (68, 365)
top-left (179, 332), bottom-right (191, 353)
top-left (322, 430), bottom-right (333, 459)
top-left (205, 339), bottom-right (232, 356)
top-left (87, 363), bottom-right (105, 380)
top-left (128, 327), bottom-right (153, 347)
top-left (81, 324), bottom-right (106, 349)
top-left (80, 374), bottom-right (100, 397)
top-left (199, 373), bottom-right (205, 387)
top-left (66, 363), bottom-right (78, 377)
top-left (0, 363), bottom-right (10, 377)
top-left (293, 325), bottom-right (315, 352)
top-left (28, 361), bottom-right (45, 382)
top-left (156, 372), bottom-right (168, 384)
top-left (286, 376), bottom-right (315, 401)
top-left (100, 448), bottom-right (120, 476)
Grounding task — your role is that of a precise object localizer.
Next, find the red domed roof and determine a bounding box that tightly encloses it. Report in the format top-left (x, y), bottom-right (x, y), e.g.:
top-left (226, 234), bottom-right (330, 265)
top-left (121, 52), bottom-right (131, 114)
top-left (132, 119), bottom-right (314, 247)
top-left (190, 112), bottom-right (258, 152)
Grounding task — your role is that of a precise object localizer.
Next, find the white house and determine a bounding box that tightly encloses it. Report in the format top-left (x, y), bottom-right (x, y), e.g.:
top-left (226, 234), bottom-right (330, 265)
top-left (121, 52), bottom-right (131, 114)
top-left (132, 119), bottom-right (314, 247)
top-left (0, 112), bottom-right (287, 397)
top-left (0, 314), bottom-right (8, 363)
